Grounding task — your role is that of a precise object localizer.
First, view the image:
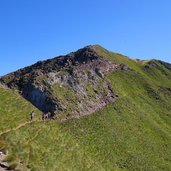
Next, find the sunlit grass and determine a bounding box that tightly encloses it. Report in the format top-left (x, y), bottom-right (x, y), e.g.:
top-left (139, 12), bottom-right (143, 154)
top-left (0, 46), bottom-right (171, 170)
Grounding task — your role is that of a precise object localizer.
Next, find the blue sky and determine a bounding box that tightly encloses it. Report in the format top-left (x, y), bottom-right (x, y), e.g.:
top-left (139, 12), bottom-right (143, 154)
top-left (0, 0), bottom-right (171, 76)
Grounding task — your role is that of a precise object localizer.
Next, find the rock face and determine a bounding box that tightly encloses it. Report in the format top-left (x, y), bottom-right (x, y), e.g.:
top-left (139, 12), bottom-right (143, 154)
top-left (0, 45), bottom-right (118, 119)
top-left (0, 83), bottom-right (7, 89)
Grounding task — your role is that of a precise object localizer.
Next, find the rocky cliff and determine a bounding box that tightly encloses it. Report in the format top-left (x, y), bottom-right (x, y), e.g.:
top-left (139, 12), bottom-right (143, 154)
top-left (0, 45), bottom-right (120, 119)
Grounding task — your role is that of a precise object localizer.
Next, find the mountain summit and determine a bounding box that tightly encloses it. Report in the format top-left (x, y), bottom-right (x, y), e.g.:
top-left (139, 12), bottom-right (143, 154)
top-left (0, 45), bottom-right (120, 119)
top-left (1, 45), bottom-right (171, 121)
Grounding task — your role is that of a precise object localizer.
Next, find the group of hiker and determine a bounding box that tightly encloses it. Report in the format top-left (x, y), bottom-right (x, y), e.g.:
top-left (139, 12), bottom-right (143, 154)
top-left (30, 111), bottom-right (51, 121)
top-left (41, 112), bottom-right (51, 121)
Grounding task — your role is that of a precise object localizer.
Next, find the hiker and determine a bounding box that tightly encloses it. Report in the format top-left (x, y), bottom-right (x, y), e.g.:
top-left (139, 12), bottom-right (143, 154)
top-left (41, 112), bottom-right (51, 121)
top-left (30, 111), bottom-right (35, 120)
top-left (44, 112), bottom-right (50, 120)
top-left (44, 113), bottom-right (48, 120)
top-left (42, 112), bottom-right (45, 121)
top-left (47, 112), bottom-right (51, 119)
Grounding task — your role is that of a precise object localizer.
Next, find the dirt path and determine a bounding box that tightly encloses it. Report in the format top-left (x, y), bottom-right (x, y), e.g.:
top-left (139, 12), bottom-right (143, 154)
top-left (0, 121), bottom-right (33, 137)
top-left (0, 121), bottom-right (33, 170)
top-left (0, 120), bottom-right (41, 170)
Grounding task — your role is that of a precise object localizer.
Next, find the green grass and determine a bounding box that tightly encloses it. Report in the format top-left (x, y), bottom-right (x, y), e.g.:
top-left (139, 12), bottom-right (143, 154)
top-left (0, 87), bottom-right (41, 170)
top-left (0, 87), bottom-right (41, 133)
top-left (0, 47), bottom-right (171, 170)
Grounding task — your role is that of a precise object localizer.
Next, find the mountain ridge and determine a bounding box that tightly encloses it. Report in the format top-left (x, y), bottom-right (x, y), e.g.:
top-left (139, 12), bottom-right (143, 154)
top-left (0, 45), bottom-right (171, 120)
top-left (0, 45), bottom-right (171, 170)
top-left (0, 45), bottom-right (119, 119)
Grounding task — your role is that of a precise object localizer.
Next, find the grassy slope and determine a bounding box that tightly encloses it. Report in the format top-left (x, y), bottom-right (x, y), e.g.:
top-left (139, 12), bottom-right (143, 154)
top-left (0, 87), bottom-right (41, 170)
top-left (0, 47), bottom-right (171, 171)
top-left (0, 87), bottom-right (41, 133)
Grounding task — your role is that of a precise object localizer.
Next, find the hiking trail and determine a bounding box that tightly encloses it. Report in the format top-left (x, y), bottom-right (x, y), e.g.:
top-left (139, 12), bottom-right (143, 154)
top-left (0, 120), bottom-right (41, 171)
top-left (0, 121), bottom-right (34, 136)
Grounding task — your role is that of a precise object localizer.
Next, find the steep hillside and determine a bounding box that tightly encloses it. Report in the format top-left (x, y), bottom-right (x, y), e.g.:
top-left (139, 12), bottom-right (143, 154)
top-left (0, 46), bottom-right (120, 119)
top-left (0, 86), bottom-right (41, 133)
top-left (0, 86), bottom-right (41, 170)
top-left (0, 45), bottom-right (171, 171)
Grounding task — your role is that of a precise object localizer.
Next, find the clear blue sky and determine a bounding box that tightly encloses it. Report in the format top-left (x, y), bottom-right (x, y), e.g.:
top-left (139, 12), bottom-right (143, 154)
top-left (0, 0), bottom-right (171, 76)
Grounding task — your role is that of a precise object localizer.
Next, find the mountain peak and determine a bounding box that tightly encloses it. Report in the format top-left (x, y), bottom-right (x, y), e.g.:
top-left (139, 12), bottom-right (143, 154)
top-left (2, 45), bottom-right (170, 119)
top-left (0, 45), bottom-right (117, 117)
top-left (67, 45), bottom-right (100, 63)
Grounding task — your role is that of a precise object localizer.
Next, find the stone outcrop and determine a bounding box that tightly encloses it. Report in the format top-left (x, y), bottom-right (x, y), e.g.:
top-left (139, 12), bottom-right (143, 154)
top-left (0, 46), bottom-right (119, 119)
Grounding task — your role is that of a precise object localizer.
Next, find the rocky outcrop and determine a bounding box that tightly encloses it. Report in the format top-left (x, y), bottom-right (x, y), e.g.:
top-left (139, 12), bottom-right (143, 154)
top-left (0, 151), bottom-right (9, 171)
top-left (0, 46), bottom-right (119, 119)
top-left (0, 83), bottom-right (8, 89)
